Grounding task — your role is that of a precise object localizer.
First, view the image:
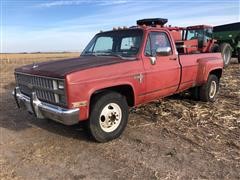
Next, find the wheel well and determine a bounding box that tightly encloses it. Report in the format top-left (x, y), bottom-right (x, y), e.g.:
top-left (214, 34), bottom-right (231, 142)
top-left (210, 69), bottom-right (222, 79)
top-left (90, 85), bottom-right (135, 107)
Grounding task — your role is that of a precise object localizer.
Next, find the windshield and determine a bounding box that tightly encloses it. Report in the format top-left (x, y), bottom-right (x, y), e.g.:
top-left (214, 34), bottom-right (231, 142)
top-left (186, 29), bottom-right (204, 48)
top-left (82, 29), bottom-right (143, 58)
top-left (186, 29), bottom-right (204, 40)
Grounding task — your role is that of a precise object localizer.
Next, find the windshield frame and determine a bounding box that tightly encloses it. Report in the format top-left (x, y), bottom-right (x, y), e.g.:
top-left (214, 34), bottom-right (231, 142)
top-left (81, 29), bottom-right (144, 59)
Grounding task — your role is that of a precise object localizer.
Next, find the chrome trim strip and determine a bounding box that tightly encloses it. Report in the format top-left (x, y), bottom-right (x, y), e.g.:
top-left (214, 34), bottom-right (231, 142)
top-left (15, 72), bottom-right (64, 81)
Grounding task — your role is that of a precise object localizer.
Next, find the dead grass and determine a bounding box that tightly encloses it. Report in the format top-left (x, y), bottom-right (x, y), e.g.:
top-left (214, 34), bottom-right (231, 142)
top-left (0, 53), bottom-right (80, 89)
top-left (1, 52), bottom-right (80, 61)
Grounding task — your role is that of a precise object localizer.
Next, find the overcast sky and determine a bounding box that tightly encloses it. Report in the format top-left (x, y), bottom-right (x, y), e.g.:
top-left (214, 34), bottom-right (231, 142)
top-left (1, 0), bottom-right (240, 53)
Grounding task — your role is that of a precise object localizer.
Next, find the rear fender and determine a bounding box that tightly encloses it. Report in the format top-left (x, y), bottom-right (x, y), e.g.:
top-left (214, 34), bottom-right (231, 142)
top-left (196, 57), bottom-right (223, 84)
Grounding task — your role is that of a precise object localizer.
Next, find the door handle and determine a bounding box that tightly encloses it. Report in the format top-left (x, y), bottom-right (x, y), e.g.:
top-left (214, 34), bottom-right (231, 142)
top-left (169, 57), bottom-right (177, 60)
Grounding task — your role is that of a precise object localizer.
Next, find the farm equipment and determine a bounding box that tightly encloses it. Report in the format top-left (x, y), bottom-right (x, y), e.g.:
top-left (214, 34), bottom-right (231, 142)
top-left (213, 22), bottom-right (240, 65)
top-left (168, 23), bottom-right (240, 67)
top-left (184, 25), bottom-right (219, 53)
top-left (137, 19), bottom-right (240, 67)
top-left (167, 25), bottom-right (219, 55)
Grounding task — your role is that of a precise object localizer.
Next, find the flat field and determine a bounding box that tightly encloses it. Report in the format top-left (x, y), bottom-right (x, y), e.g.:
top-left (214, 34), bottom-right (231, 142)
top-left (0, 53), bottom-right (239, 179)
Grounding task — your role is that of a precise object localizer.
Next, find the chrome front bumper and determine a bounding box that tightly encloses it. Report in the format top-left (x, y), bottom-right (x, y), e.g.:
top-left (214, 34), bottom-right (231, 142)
top-left (13, 87), bottom-right (80, 125)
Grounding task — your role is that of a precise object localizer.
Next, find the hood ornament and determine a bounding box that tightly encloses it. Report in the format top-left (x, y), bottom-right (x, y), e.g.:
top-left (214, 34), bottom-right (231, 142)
top-left (32, 63), bottom-right (38, 69)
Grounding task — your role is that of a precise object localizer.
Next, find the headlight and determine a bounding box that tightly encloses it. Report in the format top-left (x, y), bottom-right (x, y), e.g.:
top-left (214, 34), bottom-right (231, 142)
top-left (52, 80), bottom-right (66, 106)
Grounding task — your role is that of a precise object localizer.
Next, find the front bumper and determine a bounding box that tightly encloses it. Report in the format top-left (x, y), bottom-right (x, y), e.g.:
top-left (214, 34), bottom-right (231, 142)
top-left (12, 87), bottom-right (79, 125)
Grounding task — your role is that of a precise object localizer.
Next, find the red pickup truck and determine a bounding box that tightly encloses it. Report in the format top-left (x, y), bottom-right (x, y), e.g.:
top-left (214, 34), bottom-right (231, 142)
top-left (13, 19), bottom-right (223, 142)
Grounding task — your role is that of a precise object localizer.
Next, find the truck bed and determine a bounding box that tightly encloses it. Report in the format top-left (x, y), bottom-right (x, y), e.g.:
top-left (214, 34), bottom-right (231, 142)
top-left (177, 52), bottom-right (223, 92)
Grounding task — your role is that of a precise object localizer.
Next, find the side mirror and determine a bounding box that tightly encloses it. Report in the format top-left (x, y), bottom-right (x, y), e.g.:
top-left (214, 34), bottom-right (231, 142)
top-left (156, 47), bottom-right (171, 56)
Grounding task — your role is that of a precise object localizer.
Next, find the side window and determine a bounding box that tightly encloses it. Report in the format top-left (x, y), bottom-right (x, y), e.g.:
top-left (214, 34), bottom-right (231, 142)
top-left (205, 28), bottom-right (213, 41)
top-left (187, 30), bottom-right (204, 40)
top-left (145, 32), bottom-right (172, 56)
top-left (93, 37), bottom-right (113, 52)
top-left (186, 30), bottom-right (196, 40)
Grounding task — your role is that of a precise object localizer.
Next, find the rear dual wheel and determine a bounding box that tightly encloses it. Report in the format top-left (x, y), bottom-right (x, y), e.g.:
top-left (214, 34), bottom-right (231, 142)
top-left (200, 75), bottom-right (219, 102)
top-left (190, 74), bottom-right (219, 102)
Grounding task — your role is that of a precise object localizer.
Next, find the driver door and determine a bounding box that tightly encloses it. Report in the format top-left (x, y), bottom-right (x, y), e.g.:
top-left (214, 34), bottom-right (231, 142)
top-left (142, 31), bottom-right (181, 101)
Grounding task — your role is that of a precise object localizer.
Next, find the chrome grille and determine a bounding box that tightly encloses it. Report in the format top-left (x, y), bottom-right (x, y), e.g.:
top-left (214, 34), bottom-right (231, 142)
top-left (32, 76), bottom-right (54, 89)
top-left (15, 73), bottom-right (66, 106)
top-left (35, 90), bottom-right (56, 103)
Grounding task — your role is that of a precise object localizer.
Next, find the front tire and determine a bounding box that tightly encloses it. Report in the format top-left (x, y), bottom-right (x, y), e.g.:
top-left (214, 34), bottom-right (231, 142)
top-left (199, 75), bottom-right (219, 102)
top-left (88, 92), bottom-right (129, 142)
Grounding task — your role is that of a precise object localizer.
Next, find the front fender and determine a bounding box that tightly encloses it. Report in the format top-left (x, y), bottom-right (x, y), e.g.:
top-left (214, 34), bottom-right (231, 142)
top-left (67, 80), bottom-right (136, 121)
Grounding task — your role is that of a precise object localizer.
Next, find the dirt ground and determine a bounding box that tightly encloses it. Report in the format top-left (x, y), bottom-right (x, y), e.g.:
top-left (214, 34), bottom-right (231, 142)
top-left (0, 54), bottom-right (239, 179)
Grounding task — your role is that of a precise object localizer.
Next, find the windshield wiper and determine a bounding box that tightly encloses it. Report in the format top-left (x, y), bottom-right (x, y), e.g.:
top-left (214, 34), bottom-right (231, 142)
top-left (83, 52), bottom-right (137, 60)
top-left (81, 52), bottom-right (97, 56)
top-left (83, 52), bottom-right (111, 56)
top-left (110, 53), bottom-right (137, 60)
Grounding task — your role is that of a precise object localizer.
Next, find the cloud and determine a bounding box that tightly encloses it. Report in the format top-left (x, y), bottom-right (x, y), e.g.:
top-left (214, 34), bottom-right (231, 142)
top-left (99, 0), bottom-right (128, 6)
top-left (38, 0), bottom-right (86, 8)
top-left (38, 0), bottom-right (128, 8)
top-left (52, 2), bottom-right (238, 28)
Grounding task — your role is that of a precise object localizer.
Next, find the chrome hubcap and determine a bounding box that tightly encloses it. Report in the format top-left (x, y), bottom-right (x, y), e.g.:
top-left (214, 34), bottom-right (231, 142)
top-left (99, 103), bottom-right (122, 132)
top-left (209, 81), bottom-right (217, 98)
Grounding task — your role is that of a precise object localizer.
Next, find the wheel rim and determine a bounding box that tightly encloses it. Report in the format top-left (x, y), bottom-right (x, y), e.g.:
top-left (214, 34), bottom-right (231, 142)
top-left (209, 81), bottom-right (217, 98)
top-left (99, 103), bottom-right (122, 133)
top-left (224, 47), bottom-right (231, 65)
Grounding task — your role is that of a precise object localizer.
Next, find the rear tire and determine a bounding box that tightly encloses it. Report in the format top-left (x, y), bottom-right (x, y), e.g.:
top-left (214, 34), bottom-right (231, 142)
top-left (88, 92), bottom-right (129, 142)
top-left (199, 75), bottom-right (219, 102)
top-left (220, 43), bottom-right (232, 67)
top-left (189, 87), bottom-right (200, 100)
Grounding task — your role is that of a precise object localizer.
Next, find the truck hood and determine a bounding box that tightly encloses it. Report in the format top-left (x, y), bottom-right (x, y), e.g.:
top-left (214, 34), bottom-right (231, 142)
top-left (15, 56), bottom-right (129, 78)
